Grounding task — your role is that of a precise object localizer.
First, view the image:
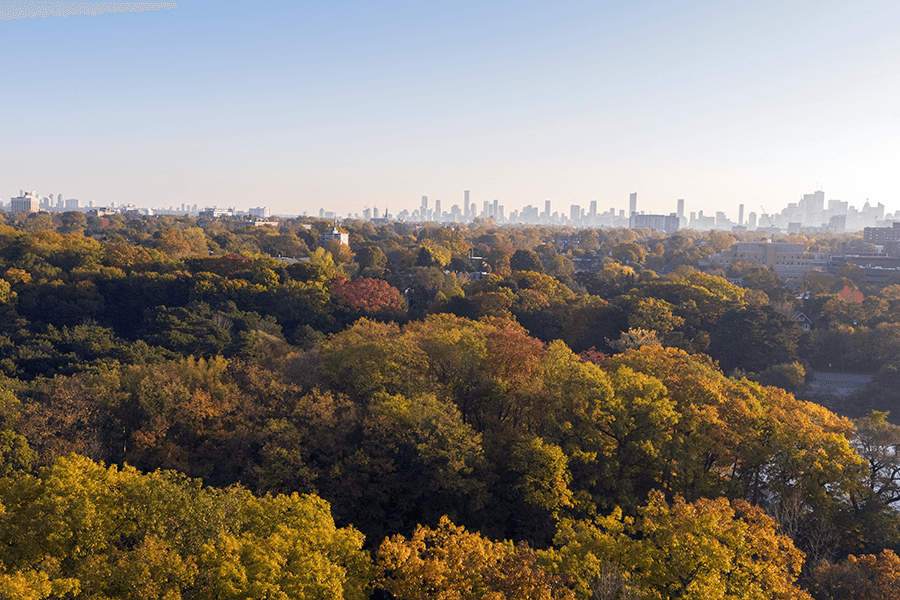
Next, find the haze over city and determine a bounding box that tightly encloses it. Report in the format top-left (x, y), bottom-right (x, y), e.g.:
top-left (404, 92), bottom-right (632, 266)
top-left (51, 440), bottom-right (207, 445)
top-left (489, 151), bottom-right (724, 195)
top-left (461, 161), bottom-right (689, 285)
top-left (2, 1), bottom-right (899, 218)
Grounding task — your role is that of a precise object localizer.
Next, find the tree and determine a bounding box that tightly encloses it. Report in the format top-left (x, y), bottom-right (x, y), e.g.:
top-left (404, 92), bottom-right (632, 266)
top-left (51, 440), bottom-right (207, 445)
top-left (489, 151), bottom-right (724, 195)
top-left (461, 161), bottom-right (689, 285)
top-left (376, 516), bottom-right (573, 600)
top-left (22, 213), bottom-right (55, 233)
top-left (546, 491), bottom-right (811, 600)
top-left (853, 411), bottom-right (900, 504)
top-left (810, 550), bottom-right (900, 600)
top-left (509, 435), bottom-right (574, 520)
top-left (59, 212), bottom-right (87, 235)
top-left (605, 328), bottom-right (661, 352)
top-left (610, 243), bottom-right (647, 265)
top-left (331, 277), bottom-right (405, 315)
top-left (156, 226), bottom-right (208, 258)
top-left (708, 306), bottom-right (800, 373)
top-left (355, 245), bottom-right (387, 277)
top-left (510, 249), bottom-right (545, 273)
top-left (415, 244), bottom-right (450, 269)
top-left (603, 345), bottom-right (865, 541)
top-left (626, 297), bottom-right (684, 337)
top-left (326, 238), bottom-right (354, 265)
top-left (707, 230), bottom-right (737, 252)
top-left (0, 454), bottom-right (371, 600)
top-left (576, 262), bottom-right (637, 299)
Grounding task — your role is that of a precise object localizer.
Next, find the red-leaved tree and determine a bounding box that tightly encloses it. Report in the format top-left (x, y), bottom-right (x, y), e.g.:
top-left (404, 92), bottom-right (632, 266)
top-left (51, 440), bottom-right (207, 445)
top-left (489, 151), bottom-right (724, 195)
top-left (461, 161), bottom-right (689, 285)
top-left (332, 277), bottom-right (405, 314)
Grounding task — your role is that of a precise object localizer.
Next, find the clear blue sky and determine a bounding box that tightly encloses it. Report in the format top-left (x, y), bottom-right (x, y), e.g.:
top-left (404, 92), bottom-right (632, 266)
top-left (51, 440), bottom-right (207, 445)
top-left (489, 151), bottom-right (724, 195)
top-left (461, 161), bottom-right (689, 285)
top-left (2, 1), bottom-right (899, 219)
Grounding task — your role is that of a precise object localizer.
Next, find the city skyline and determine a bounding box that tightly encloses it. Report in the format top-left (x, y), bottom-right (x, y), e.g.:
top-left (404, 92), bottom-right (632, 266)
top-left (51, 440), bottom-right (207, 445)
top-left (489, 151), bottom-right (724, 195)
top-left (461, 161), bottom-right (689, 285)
top-left (8, 185), bottom-right (895, 235)
top-left (2, 1), bottom-right (899, 217)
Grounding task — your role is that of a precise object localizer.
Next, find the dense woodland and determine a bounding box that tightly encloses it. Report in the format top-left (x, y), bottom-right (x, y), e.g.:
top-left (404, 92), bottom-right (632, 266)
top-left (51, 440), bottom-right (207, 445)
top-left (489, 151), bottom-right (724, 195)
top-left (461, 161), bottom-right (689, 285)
top-left (1, 210), bottom-right (900, 599)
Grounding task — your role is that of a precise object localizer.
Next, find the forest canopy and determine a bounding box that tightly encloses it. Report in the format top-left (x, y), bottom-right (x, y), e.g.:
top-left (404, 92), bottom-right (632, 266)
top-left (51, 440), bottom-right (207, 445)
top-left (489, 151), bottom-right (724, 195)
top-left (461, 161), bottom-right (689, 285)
top-left (0, 212), bottom-right (897, 599)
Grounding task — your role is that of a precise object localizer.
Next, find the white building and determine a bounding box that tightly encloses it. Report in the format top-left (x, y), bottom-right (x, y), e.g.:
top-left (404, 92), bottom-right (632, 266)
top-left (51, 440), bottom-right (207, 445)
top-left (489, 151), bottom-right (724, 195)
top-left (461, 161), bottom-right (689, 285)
top-left (319, 227), bottom-right (349, 248)
top-left (198, 207), bottom-right (235, 218)
top-left (10, 191), bottom-right (40, 213)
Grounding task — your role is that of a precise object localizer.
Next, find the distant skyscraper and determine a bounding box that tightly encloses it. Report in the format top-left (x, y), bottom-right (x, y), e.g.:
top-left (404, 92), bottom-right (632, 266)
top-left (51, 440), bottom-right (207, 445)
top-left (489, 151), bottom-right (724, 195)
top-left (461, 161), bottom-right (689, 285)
top-left (570, 204), bottom-right (580, 223)
top-left (544, 200), bottom-right (551, 218)
top-left (434, 199), bottom-right (441, 220)
top-left (629, 193), bottom-right (637, 216)
top-left (738, 204), bottom-right (744, 226)
top-left (589, 200), bottom-right (597, 223)
top-left (492, 199), bottom-right (499, 219)
top-left (421, 196), bottom-right (428, 220)
top-left (677, 198), bottom-right (684, 221)
top-left (464, 191), bottom-right (470, 218)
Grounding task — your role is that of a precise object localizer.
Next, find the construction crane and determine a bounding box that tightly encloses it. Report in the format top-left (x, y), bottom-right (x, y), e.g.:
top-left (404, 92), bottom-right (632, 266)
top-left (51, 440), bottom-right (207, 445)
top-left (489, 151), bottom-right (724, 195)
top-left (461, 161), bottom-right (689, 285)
top-left (760, 205), bottom-right (775, 228)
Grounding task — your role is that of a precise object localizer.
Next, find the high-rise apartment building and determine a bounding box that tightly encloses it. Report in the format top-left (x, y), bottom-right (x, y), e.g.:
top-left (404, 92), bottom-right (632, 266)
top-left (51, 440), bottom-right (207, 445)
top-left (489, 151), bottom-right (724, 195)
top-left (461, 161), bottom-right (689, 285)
top-left (629, 192), bottom-right (637, 216)
top-left (799, 190), bottom-right (825, 224)
top-left (570, 205), bottom-right (581, 223)
top-left (10, 191), bottom-right (39, 213)
top-left (632, 213), bottom-right (679, 234)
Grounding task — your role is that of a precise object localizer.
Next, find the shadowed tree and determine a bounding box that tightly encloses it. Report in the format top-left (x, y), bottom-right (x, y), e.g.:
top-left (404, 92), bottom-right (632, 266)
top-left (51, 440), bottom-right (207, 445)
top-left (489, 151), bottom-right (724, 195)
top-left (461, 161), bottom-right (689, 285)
top-left (510, 249), bottom-right (545, 273)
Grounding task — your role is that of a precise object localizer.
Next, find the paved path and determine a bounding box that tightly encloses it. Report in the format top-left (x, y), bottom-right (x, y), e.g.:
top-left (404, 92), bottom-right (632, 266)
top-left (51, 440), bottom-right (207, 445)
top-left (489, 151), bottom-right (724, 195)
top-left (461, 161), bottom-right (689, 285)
top-left (805, 371), bottom-right (872, 398)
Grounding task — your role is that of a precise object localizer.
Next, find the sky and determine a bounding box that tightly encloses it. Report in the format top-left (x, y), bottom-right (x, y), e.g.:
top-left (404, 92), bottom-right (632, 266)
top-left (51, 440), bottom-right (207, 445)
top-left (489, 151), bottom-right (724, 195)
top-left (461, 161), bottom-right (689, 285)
top-left (1, 0), bottom-right (899, 220)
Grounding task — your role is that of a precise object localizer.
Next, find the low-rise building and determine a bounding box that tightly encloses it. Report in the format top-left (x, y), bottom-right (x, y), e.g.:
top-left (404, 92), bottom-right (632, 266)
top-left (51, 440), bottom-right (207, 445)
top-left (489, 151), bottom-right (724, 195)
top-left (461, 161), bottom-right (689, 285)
top-left (198, 207), bottom-right (235, 218)
top-left (706, 240), bottom-right (829, 280)
top-left (233, 218), bottom-right (278, 228)
top-left (863, 222), bottom-right (900, 246)
top-left (87, 207), bottom-right (117, 217)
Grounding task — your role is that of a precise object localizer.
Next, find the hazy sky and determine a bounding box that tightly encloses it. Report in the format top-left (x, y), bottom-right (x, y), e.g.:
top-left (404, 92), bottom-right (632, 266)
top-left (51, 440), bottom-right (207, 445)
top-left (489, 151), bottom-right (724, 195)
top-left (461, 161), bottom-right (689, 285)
top-left (2, 1), bottom-right (899, 219)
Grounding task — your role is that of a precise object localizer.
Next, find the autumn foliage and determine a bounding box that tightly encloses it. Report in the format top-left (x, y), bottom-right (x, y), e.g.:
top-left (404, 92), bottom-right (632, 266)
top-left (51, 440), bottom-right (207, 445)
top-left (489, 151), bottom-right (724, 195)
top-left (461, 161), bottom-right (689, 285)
top-left (331, 276), bottom-right (405, 314)
top-left (2, 217), bottom-right (900, 598)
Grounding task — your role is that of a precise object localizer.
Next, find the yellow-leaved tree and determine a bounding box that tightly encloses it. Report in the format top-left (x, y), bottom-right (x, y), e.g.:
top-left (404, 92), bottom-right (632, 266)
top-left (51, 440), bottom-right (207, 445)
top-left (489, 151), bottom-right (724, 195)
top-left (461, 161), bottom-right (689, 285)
top-left (544, 491), bottom-right (811, 600)
top-left (376, 515), bottom-right (574, 600)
